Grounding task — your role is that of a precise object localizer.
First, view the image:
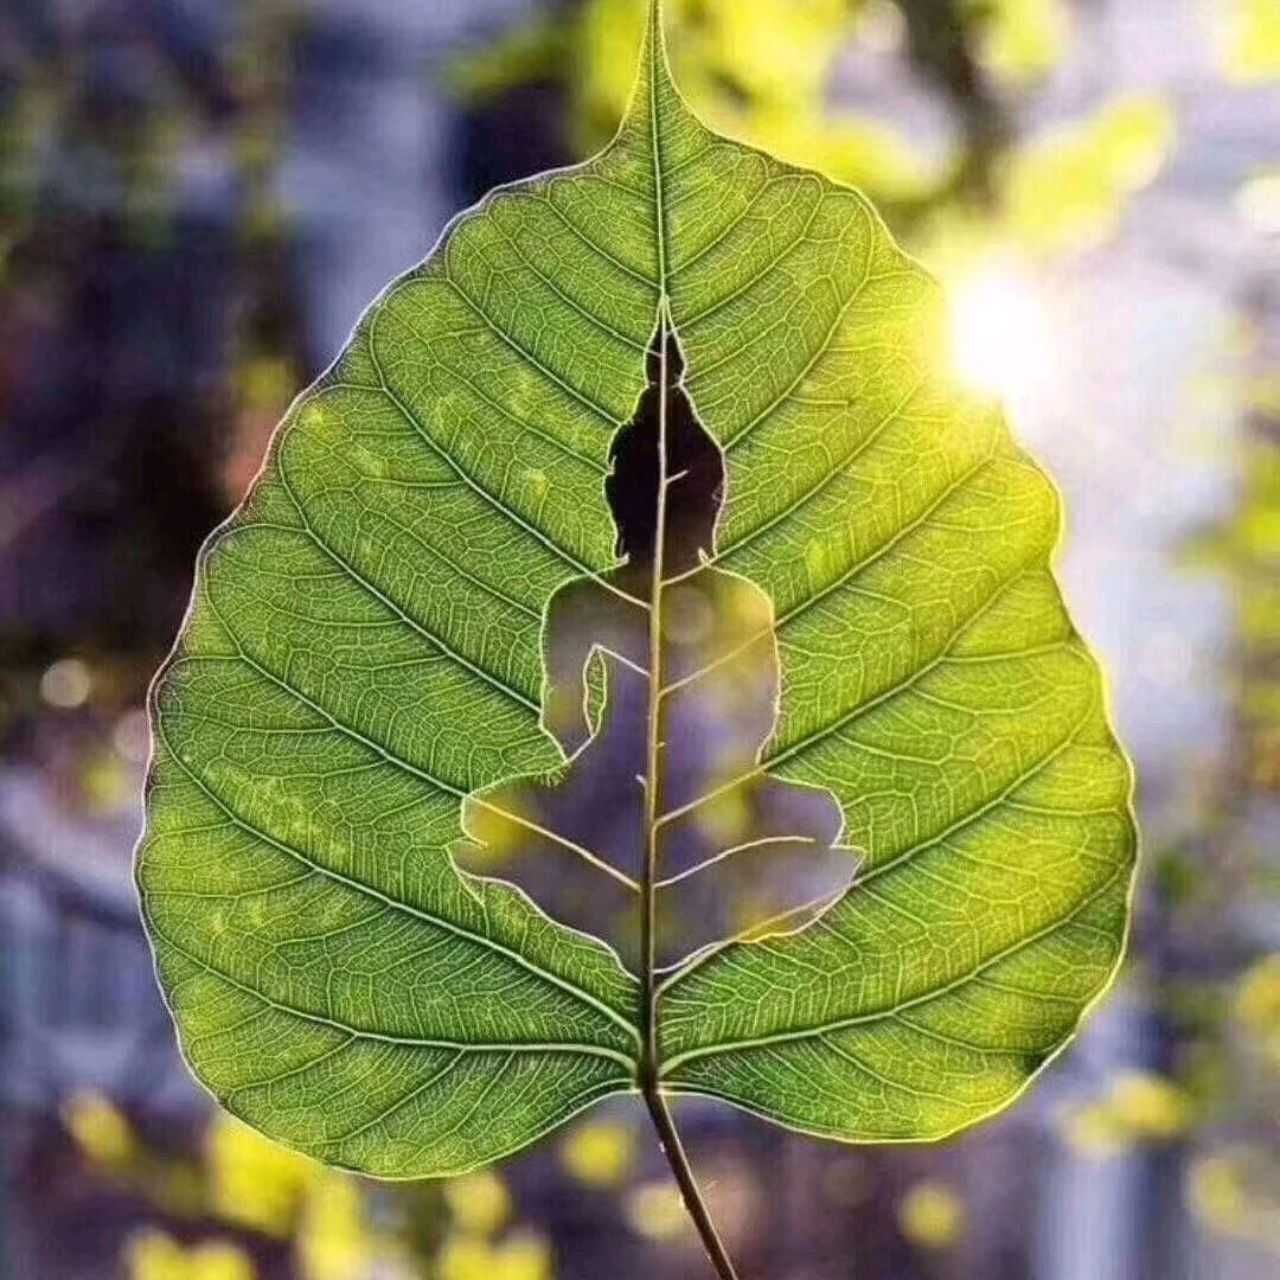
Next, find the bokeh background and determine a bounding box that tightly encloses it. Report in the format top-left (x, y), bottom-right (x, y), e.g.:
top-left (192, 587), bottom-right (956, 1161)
top-left (2, 1), bottom-right (1279, 1277)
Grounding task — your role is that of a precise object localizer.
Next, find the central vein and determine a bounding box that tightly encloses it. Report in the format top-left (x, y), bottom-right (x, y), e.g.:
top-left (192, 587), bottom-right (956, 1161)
top-left (640, 0), bottom-right (670, 1089)
top-left (629, 11), bottom-right (744, 1278)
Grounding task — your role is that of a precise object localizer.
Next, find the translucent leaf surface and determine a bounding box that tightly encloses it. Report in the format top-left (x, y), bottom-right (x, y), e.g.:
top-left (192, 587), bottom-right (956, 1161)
top-left (137, 4), bottom-right (1137, 1175)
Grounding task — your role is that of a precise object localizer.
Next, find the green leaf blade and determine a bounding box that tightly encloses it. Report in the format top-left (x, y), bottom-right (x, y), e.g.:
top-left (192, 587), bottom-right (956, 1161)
top-left (138, 5), bottom-right (1137, 1180)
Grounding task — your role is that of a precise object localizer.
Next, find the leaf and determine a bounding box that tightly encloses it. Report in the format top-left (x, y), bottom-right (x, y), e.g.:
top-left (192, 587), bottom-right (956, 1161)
top-left (137, 1), bottom-right (1136, 1180)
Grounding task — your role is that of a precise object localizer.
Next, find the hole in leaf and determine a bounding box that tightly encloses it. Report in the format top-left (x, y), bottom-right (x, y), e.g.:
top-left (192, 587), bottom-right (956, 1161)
top-left (455, 325), bottom-right (858, 971)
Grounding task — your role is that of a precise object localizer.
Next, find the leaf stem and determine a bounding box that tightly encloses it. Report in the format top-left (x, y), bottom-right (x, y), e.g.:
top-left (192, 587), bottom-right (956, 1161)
top-left (641, 1080), bottom-right (743, 1280)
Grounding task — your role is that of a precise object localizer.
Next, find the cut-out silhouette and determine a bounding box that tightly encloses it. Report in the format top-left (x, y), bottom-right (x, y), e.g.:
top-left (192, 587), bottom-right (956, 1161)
top-left (455, 328), bottom-right (856, 970)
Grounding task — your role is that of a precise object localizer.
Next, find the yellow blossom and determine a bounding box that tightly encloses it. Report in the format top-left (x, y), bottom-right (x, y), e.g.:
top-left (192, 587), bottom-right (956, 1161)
top-left (560, 1119), bottom-right (636, 1189)
top-left (443, 1170), bottom-right (511, 1237)
top-left (126, 1230), bottom-right (256, 1280)
top-left (207, 1115), bottom-right (317, 1237)
top-left (297, 1173), bottom-right (370, 1280)
top-left (898, 1181), bottom-right (966, 1249)
top-left (63, 1091), bottom-right (134, 1165)
top-left (438, 1231), bottom-right (552, 1280)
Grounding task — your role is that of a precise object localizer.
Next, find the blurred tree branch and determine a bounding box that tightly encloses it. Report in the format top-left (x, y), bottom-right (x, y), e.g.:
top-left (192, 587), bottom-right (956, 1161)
top-left (890, 0), bottom-right (1012, 212)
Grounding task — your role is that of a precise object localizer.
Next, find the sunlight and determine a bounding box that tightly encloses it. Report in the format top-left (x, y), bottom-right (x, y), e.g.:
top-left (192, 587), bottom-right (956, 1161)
top-left (948, 259), bottom-right (1057, 412)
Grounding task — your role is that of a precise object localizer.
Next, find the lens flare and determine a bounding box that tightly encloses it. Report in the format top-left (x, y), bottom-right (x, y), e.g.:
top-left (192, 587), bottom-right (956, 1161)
top-left (948, 261), bottom-right (1056, 413)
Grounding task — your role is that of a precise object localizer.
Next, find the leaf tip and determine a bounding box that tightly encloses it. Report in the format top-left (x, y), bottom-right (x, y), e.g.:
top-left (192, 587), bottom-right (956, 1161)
top-left (621, 0), bottom-right (675, 126)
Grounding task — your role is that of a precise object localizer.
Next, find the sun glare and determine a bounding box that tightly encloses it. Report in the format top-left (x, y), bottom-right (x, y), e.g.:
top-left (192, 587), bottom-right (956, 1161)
top-left (948, 261), bottom-right (1057, 413)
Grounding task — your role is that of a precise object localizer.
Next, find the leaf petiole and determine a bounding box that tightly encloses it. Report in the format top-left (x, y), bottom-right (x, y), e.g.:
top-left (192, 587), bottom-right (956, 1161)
top-left (642, 1082), bottom-right (742, 1280)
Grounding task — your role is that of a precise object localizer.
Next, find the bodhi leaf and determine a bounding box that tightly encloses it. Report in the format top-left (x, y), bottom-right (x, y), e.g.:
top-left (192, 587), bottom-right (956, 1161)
top-left (137, 2), bottom-right (1136, 1180)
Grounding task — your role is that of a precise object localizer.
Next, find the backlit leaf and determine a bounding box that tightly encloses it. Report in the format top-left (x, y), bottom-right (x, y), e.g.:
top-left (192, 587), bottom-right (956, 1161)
top-left (137, 2), bottom-right (1136, 1178)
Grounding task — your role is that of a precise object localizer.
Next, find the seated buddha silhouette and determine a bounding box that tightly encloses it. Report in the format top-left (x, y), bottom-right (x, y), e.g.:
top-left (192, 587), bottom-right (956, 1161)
top-left (455, 330), bottom-right (856, 971)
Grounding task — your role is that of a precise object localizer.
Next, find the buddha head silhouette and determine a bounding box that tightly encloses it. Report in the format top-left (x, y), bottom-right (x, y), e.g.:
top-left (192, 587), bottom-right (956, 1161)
top-left (603, 332), bottom-right (725, 567)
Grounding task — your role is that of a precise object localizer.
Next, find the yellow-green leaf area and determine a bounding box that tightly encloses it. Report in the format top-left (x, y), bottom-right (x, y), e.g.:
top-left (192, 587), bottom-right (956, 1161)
top-left (137, 3), bottom-right (1136, 1174)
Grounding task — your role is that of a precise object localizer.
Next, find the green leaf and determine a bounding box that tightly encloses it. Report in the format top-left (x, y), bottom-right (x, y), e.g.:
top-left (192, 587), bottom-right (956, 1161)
top-left (137, 2), bottom-right (1136, 1177)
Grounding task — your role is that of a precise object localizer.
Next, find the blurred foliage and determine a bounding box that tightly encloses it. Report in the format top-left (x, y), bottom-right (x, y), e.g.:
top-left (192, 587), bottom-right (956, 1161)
top-left (208, 1115), bottom-right (318, 1239)
top-left (449, 0), bottom-right (932, 200)
top-left (442, 1172), bottom-right (512, 1237)
top-left (1236, 954), bottom-right (1280, 1067)
top-left (1188, 1148), bottom-right (1280, 1252)
top-left (559, 1118), bottom-right (638, 1189)
top-left (62, 1100), bottom-right (557, 1280)
top-left (437, 1232), bottom-right (552, 1280)
top-left (966, 0), bottom-right (1069, 86)
top-left (295, 1176), bottom-right (372, 1280)
top-left (1237, 170), bottom-right (1280, 235)
top-left (127, 1233), bottom-right (257, 1280)
top-left (1204, 358), bottom-right (1280, 793)
top-left (1170, 294), bottom-right (1280, 1259)
top-left (896, 1180), bottom-right (966, 1250)
top-left (62, 1091), bottom-right (137, 1167)
top-left (623, 1181), bottom-right (691, 1241)
top-left (448, 0), bottom-right (1171, 255)
top-left (1061, 1071), bottom-right (1195, 1159)
top-left (0, 0), bottom-right (308, 677)
top-left (1217, 0), bottom-right (1280, 84)
top-left (999, 95), bottom-right (1175, 254)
